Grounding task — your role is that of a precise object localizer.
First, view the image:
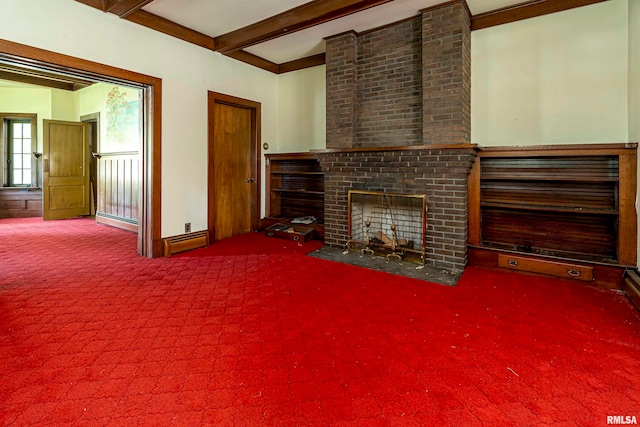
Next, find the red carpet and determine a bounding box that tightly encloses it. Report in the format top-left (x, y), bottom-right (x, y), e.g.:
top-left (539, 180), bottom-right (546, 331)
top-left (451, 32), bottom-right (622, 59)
top-left (1, 217), bottom-right (639, 426)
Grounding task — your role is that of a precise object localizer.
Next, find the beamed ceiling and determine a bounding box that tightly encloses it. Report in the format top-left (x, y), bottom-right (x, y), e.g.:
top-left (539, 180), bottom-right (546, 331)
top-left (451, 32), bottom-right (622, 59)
top-left (71, 0), bottom-right (610, 74)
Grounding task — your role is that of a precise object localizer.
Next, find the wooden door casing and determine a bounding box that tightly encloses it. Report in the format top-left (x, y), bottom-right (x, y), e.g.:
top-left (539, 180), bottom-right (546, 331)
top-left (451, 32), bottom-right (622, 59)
top-left (208, 92), bottom-right (261, 241)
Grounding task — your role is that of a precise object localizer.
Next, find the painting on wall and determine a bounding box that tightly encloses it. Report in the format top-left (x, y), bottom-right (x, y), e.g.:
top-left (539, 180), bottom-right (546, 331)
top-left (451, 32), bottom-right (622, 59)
top-left (104, 86), bottom-right (140, 153)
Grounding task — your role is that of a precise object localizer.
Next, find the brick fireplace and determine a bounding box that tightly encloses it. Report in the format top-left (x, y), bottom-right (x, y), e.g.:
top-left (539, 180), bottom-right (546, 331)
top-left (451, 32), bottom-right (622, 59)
top-left (317, 0), bottom-right (476, 271)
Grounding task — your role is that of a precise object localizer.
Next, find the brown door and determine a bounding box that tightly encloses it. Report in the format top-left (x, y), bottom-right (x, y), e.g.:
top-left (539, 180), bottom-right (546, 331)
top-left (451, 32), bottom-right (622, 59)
top-left (208, 92), bottom-right (261, 241)
top-left (42, 120), bottom-right (91, 220)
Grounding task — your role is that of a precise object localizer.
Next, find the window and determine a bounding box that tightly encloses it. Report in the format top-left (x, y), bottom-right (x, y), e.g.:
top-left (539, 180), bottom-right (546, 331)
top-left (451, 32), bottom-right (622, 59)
top-left (1, 114), bottom-right (37, 187)
top-left (8, 120), bottom-right (32, 186)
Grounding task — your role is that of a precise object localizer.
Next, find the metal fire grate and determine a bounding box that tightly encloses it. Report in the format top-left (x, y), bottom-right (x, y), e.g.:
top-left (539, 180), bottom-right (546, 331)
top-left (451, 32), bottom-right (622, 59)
top-left (345, 190), bottom-right (427, 266)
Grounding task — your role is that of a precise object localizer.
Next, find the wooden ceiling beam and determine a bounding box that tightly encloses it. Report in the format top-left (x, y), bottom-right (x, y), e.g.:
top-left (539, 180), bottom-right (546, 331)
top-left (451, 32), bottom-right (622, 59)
top-left (0, 70), bottom-right (76, 91)
top-left (471, 0), bottom-right (610, 31)
top-left (224, 51), bottom-right (280, 74)
top-left (213, 0), bottom-right (395, 54)
top-left (74, 0), bottom-right (107, 11)
top-left (277, 53), bottom-right (326, 74)
top-left (124, 10), bottom-right (216, 51)
top-left (105, 0), bottom-right (155, 18)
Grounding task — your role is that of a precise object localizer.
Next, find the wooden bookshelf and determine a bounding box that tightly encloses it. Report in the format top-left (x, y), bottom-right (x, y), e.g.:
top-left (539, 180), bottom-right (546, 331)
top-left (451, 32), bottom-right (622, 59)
top-left (468, 143), bottom-right (638, 289)
top-left (263, 152), bottom-right (324, 240)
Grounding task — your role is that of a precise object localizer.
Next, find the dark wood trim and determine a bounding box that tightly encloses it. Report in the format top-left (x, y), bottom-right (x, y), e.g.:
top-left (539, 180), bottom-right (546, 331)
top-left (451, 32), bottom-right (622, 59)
top-left (469, 246), bottom-right (627, 290)
top-left (471, 0), bottom-right (610, 31)
top-left (277, 53), bottom-right (326, 74)
top-left (76, 0), bottom-right (611, 75)
top-left (477, 143), bottom-right (638, 157)
top-left (105, 0), bottom-right (154, 18)
top-left (618, 151), bottom-right (638, 266)
top-left (0, 66), bottom-right (94, 91)
top-left (74, 0), bottom-right (106, 10)
top-left (124, 10), bottom-right (216, 51)
top-left (0, 37), bottom-right (163, 257)
top-left (207, 92), bottom-right (262, 240)
top-left (314, 143), bottom-right (478, 153)
top-left (224, 51), bottom-right (279, 74)
top-left (467, 157), bottom-right (481, 246)
top-left (214, 0), bottom-right (395, 54)
top-left (624, 270), bottom-right (640, 312)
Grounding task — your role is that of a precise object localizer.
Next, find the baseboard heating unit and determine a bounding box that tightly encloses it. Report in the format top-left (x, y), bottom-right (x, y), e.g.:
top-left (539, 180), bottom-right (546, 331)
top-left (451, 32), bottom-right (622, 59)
top-left (162, 230), bottom-right (209, 256)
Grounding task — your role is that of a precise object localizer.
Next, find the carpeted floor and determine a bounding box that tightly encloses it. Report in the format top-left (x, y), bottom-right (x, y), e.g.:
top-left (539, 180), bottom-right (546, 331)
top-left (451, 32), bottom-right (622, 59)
top-left (1, 217), bottom-right (639, 426)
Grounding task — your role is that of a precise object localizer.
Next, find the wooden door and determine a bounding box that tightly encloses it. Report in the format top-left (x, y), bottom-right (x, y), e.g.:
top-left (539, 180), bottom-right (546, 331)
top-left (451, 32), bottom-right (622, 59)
top-left (208, 92), bottom-right (260, 241)
top-left (43, 120), bottom-right (90, 220)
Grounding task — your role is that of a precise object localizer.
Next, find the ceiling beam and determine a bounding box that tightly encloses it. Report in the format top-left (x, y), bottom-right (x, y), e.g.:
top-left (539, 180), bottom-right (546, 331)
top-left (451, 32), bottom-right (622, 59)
top-left (471, 0), bottom-right (610, 31)
top-left (0, 70), bottom-right (74, 91)
top-left (277, 53), bottom-right (326, 74)
top-left (0, 65), bottom-right (96, 91)
top-left (213, 0), bottom-right (395, 54)
top-left (105, 0), bottom-right (155, 18)
top-left (74, 0), bottom-right (106, 11)
top-left (74, 1), bottom-right (216, 51)
top-left (124, 10), bottom-right (216, 51)
top-left (224, 51), bottom-right (280, 74)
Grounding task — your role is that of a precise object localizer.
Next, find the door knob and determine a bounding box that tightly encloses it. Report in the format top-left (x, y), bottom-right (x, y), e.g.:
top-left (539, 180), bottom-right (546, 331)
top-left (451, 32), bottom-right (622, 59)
top-left (246, 178), bottom-right (255, 183)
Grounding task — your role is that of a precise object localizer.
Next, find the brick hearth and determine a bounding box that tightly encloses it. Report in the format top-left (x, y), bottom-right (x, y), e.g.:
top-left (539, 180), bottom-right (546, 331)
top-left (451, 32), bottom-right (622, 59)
top-left (316, 146), bottom-right (476, 271)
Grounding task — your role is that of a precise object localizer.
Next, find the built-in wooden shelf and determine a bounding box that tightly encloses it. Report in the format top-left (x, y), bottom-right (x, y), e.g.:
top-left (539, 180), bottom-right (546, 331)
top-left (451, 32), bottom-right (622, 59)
top-left (263, 152), bottom-right (325, 240)
top-left (468, 143), bottom-right (638, 290)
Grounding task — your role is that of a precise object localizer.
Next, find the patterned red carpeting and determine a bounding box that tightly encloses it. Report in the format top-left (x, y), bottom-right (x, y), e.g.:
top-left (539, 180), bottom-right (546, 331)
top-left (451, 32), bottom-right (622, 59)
top-left (1, 217), bottom-right (639, 426)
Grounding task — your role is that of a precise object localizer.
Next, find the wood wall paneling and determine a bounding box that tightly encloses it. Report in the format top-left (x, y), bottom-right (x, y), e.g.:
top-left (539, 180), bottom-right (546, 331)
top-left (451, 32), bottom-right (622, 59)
top-left (0, 189), bottom-right (42, 218)
top-left (96, 152), bottom-right (139, 231)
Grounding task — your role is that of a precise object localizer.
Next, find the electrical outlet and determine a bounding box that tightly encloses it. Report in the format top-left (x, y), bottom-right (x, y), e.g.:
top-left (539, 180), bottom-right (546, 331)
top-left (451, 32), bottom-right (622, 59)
top-left (185, 223), bottom-right (191, 233)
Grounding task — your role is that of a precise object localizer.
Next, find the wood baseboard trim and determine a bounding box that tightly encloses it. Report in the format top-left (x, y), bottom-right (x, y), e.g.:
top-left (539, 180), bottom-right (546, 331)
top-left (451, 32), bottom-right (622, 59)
top-left (623, 270), bottom-right (640, 311)
top-left (162, 230), bottom-right (209, 256)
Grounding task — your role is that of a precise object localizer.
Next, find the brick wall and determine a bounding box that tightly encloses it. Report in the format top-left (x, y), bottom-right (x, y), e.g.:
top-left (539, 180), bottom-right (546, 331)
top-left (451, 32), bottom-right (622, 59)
top-left (422, 2), bottom-right (471, 144)
top-left (325, 1), bottom-right (470, 148)
top-left (356, 18), bottom-right (422, 147)
top-left (317, 148), bottom-right (476, 271)
top-left (325, 32), bottom-right (357, 149)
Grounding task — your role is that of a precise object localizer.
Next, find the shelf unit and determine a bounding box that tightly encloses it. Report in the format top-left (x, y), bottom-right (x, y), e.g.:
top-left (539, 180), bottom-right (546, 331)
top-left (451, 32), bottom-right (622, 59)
top-left (263, 152), bottom-right (324, 239)
top-left (468, 144), bottom-right (638, 289)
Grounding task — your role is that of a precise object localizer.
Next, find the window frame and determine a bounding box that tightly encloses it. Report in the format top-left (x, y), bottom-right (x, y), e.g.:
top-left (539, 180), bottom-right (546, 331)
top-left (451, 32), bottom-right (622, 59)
top-left (0, 113), bottom-right (38, 188)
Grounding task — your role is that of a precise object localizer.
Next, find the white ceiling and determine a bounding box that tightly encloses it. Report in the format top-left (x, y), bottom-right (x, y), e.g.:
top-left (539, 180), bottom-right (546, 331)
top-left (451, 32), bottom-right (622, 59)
top-left (143, 0), bottom-right (528, 64)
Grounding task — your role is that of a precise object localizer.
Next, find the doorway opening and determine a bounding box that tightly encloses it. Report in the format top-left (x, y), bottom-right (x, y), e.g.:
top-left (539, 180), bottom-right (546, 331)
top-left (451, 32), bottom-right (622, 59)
top-left (0, 38), bottom-right (162, 257)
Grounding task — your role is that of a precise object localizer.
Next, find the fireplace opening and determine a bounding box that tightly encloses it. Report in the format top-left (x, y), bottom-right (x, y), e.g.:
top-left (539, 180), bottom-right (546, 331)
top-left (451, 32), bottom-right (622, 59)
top-left (345, 190), bottom-right (427, 266)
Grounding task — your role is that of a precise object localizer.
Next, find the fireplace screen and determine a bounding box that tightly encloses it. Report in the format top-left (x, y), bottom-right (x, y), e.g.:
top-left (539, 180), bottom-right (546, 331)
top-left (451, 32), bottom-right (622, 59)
top-left (346, 190), bottom-right (427, 266)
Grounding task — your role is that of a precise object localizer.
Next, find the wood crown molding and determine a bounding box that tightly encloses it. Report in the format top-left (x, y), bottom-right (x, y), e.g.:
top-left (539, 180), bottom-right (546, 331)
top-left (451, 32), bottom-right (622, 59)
top-left (73, 0), bottom-right (613, 74)
top-left (471, 0), bottom-right (610, 31)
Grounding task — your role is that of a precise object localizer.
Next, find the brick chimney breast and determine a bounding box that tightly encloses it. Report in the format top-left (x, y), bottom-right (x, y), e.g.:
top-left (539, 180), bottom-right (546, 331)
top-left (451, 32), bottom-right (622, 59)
top-left (321, 1), bottom-right (474, 271)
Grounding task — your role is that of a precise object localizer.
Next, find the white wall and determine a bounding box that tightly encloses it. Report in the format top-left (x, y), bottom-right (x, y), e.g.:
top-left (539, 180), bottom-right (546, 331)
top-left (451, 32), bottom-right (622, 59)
top-left (471, 0), bottom-right (629, 146)
top-left (276, 65), bottom-right (326, 153)
top-left (0, 86), bottom-right (52, 151)
top-left (1, 0), bottom-right (281, 237)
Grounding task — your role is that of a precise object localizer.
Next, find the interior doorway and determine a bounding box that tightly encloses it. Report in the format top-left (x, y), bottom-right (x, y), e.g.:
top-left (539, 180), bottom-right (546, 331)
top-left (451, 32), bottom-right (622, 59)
top-left (207, 91), bottom-right (261, 241)
top-left (0, 38), bottom-right (162, 257)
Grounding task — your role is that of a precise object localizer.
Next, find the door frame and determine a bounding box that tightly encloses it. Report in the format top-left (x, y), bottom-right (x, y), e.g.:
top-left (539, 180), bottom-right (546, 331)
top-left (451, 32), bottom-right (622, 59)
top-left (0, 38), bottom-right (163, 257)
top-left (207, 91), bottom-right (261, 240)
